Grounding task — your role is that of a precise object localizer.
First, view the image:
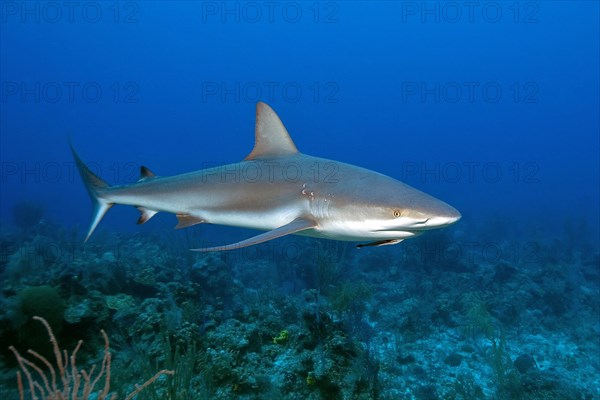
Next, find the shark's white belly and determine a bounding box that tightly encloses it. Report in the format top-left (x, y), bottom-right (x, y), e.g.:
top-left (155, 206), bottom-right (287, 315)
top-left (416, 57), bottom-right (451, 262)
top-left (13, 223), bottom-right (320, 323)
top-left (197, 205), bottom-right (303, 232)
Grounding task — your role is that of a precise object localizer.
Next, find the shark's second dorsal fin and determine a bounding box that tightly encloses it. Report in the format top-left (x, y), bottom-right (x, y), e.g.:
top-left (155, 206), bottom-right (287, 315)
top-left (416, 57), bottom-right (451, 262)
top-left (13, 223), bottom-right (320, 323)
top-left (245, 102), bottom-right (298, 160)
top-left (138, 166), bottom-right (156, 182)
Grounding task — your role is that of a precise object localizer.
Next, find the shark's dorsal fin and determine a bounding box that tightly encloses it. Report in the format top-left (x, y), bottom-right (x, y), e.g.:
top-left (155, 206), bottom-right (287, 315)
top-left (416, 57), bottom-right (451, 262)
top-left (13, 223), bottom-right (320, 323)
top-left (245, 102), bottom-right (298, 160)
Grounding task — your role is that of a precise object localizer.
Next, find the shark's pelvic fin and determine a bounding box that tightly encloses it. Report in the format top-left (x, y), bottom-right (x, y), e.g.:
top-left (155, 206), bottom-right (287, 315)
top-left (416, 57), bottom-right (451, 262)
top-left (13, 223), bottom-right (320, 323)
top-left (70, 143), bottom-right (113, 242)
top-left (245, 102), bottom-right (299, 160)
top-left (175, 214), bottom-right (205, 229)
top-left (191, 218), bottom-right (316, 252)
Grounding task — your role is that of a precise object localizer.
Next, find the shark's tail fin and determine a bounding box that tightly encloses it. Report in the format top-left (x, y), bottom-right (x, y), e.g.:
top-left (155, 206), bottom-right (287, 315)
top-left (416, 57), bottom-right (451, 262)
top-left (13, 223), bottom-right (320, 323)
top-left (70, 143), bottom-right (113, 242)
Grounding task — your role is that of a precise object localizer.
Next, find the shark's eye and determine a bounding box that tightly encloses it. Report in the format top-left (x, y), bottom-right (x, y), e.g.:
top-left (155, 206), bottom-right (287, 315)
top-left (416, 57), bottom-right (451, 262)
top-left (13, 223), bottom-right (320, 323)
top-left (393, 209), bottom-right (402, 218)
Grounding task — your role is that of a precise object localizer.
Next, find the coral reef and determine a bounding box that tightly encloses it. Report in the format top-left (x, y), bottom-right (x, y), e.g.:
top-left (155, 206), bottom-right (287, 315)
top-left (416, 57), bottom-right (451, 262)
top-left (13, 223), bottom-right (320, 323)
top-left (9, 316), bottom-right (173, 399)
top-left (0, 217), bottom-right (598, 399)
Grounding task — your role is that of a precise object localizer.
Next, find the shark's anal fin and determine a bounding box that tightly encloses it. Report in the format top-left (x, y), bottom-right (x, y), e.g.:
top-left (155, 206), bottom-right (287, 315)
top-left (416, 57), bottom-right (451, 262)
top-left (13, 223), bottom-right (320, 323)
top-left (136, 207), bottom-right (158, 225)
top-left (191, 218), bottom-right (316, 252)
top-left (356, 239), bottom-right (403, 248)
top-left (175, 214), bottom-right (205, 229)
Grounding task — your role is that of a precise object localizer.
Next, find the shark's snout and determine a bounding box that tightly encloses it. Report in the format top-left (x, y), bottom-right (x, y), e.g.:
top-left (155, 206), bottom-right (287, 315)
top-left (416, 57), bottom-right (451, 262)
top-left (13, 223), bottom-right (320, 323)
top-left (400, 201), bottom-right (461, 231)
top-left (376, 203), bottom-right (461, 234)
top-left (424, 203), bottom-right (461, 228)
top-left (426, 212), bottom-right (461, 228)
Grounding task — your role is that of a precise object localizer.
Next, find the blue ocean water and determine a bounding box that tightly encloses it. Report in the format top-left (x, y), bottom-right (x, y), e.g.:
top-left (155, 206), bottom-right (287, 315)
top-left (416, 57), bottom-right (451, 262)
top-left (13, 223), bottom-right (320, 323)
top-left (0, 1), bottom-right (599, 399)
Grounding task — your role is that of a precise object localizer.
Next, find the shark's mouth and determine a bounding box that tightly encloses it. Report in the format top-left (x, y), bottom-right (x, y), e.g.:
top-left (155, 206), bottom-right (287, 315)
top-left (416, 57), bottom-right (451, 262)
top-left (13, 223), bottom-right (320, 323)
top-left (374, 219), bottom-right (431, 232)
top-left (370, 230), bottom-right (424, 238)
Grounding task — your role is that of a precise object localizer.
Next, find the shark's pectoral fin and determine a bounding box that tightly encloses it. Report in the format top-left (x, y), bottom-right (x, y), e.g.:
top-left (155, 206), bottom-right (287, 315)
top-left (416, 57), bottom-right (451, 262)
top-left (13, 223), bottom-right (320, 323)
top-left (356, 239), bottom-right (404, 248)
top-left (175, 214), bottom-right (205, 229)
top-left (191, 218), bottom-right (316, 252)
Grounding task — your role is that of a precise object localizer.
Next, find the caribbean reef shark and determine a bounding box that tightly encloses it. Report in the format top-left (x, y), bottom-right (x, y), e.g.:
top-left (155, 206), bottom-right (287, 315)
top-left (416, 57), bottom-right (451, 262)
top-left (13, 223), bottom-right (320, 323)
top-left (72, 102), bottom-right (461, 251)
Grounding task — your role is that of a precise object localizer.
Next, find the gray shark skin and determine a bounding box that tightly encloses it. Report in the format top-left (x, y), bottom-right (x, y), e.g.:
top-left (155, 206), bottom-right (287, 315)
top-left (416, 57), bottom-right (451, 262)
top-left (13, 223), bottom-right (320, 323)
top-left (72, 102), bottom-right (461, 251)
